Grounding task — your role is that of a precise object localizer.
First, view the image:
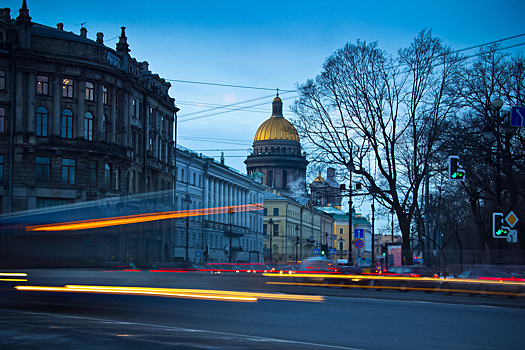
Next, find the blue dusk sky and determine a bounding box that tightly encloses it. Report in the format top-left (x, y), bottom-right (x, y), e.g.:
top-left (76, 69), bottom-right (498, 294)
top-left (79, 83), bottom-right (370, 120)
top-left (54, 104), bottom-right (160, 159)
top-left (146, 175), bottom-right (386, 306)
top-left (4, 0), bottom-right (525, 219)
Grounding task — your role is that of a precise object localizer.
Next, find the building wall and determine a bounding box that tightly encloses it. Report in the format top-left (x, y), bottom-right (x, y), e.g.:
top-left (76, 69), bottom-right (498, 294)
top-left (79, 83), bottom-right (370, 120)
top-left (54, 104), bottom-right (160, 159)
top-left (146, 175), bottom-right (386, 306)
top-left (175, 146), bottom-right (265, 264)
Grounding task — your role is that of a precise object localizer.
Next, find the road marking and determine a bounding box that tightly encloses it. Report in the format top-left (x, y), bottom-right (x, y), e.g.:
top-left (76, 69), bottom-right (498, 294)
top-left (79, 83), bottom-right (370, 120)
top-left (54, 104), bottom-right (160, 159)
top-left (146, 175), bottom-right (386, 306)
top-left (2, 309), bottom-right (364, 350)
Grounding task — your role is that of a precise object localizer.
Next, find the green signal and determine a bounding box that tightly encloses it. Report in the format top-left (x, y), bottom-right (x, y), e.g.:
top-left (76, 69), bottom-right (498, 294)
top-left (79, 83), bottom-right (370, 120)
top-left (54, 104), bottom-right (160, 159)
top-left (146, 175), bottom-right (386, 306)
top-left (496, 228), bottom-right (510, 236)
top-left (452, 172), bottom-right (464, 179)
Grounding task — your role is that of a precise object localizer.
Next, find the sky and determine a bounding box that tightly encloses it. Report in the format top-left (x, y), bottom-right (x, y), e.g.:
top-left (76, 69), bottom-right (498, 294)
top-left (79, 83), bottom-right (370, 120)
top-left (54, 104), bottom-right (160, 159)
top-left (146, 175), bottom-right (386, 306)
top-left (5, 0), bottom-right (525, 224)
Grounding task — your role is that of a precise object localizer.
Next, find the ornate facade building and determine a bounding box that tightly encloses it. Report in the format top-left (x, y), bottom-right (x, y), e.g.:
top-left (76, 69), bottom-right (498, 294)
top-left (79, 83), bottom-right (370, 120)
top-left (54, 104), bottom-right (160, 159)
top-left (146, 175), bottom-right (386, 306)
top-left (244, 94), bottom-right (308, 198)
top-left (0, 2), bottom-right (177, 212)
top-left (0, 2), bottom-right (178, 267)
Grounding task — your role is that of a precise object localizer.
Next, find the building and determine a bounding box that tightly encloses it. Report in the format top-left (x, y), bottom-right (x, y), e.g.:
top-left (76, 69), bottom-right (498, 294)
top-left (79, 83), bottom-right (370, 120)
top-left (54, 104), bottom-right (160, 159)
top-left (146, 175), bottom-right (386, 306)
top-left (0, 2), bottom-right (177, 213)
top-left (0, 2), bottom-right (178, 268)
top-left (175, 146), bottom-right (265, 264)
top-left (263, 188), bottom-right (334, 263)
top-left (245, 93), bottom-right (308, 198)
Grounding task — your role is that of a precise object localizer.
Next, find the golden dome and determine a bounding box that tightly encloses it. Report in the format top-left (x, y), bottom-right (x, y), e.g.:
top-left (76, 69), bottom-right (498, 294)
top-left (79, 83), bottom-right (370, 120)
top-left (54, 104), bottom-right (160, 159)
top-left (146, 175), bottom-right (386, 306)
top-left (273, 95), bottom-right (282, 103)
top-left (314, 172), bottom-right (325, 182)
top-left (253, 116), bottom-right (300, 142)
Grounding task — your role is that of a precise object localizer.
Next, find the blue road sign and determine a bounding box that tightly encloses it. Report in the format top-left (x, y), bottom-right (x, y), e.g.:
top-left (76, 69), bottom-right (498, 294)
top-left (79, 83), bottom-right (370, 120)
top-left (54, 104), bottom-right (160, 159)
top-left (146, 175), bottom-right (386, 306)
top-left (354, 229), bottom-right (364, 239)
top-left (329, 248), bottom-right (336, 254)
top-left (314, 248), bottom-right (320, 254)
top-left (511, 106), bottom-right (525, 127)
top-left (195, 251), bottom-right (202, 257)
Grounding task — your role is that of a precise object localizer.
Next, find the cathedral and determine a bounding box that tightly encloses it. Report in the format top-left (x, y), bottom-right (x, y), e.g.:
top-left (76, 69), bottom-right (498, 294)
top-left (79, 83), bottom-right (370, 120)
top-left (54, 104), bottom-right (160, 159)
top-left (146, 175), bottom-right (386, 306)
top-left (244, 94), bottom-right (308, 199)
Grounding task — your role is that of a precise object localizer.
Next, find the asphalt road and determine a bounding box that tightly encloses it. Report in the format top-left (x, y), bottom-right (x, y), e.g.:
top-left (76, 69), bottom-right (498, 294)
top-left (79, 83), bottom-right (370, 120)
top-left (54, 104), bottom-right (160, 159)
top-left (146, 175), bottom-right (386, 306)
top-left (1, 269), bottom-right (524, 349)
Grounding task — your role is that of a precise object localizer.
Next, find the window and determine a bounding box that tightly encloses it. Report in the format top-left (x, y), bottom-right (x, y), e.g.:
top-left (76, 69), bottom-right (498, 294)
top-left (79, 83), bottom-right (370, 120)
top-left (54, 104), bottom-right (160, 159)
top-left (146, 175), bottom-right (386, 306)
top-left (283, 170), bottom-right (288, 189)
top-left (263, 208), bottom-right (267, 216)
top-left (85, 82), bottom-right (94, 101)
top-left (62, 158), bottom-right (75, 184)
top-left (267, 170), bottom-right (273, 187)
top-left (36, 106), bottom-right (48, 136)
top-left (84, 112), bottom-right (93, 141)
top-left (339, 240), bottom-right (344, 252)
top-left (102, 86), bottom-right (108, 104)
top-left (0, 107), bottom-right (4, 133)
top-left (62, 78), bottom-right (73, 98)
top-left (37, 198), bottom-right (73, 209)
top-left (88, 161), bottom-right (96, 187)
top-left (138, 101), bottom-right (143, 120)
top-left (132, 99), bottom-right (137, 118)
top-left (149, 107), bottom-right (154, 124)
top-left (35, 157), bottom-right (50, 183)
top-left (61, 109), bottom-right (73, 138)
top-left (104, 163), bottom-right (111, 188)
top-left (37, 75), bottom-right (48, 95)
top-left (115, 168), bottom-right (119, 190)
top-left (273, 208), bottom-right (279, 216)
top-left (263, 224), bottom-right (267, 235)
top-left (0, 155), bottom-right (3, 180)
top-left (0, 70), bottom-right (5, 90)
top-left (273, 224), bottom-right (279, 236)
top-left (339, 228), bottom-right (344, 235)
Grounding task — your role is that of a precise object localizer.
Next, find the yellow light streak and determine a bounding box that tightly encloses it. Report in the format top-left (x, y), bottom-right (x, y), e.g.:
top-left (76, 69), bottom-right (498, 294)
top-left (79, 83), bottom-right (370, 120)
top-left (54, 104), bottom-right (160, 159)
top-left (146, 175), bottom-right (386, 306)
top-left (15, 284), bottom-right (324, 303)
top-left (0, 279), bottom-right (28, 281)
top-left (0, 273), bottom-right (28, 276)
top-left (26, 203), bottom-right (263, 232)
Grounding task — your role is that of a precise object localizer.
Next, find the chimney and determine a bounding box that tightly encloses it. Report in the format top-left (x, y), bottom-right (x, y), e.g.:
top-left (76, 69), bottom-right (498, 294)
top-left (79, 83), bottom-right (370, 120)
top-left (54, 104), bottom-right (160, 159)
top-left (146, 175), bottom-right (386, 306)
top-left (80, 27), bottom-right (87, 38)
top-left (96, 32), bottom-right (103, 44)
top-left (56, 22), bottom-right (63, 30)
top-left (1, 8), bottom-right (10, 23)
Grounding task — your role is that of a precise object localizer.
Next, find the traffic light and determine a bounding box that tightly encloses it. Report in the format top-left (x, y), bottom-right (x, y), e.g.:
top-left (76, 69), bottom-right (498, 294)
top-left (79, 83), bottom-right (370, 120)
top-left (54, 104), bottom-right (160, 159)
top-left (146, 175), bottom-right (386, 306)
top-left (448, 156), bottom-right (465, 181)
top-left (320, 244), bottom-right (327, 256)
top-left (381, 245), bottom-right (386, 258)
top-left (493, 212), bottom-right (510, 238)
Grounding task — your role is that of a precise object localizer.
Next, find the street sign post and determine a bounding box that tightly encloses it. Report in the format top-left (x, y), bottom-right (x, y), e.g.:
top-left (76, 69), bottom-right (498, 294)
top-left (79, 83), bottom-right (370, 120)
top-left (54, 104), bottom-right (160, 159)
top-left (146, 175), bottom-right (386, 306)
top-left (354, 239), bottom-right (364, 249)
top-left (314, 248), bottom-right (320, 255)
top-left (195, 251), bottom-right (202, 257)
top-left (511, 106), bottom-right (525, 127)
top-left (329, 248), bottom-right (336, 254)
top-left (354, 229), bottom-right (364, 239)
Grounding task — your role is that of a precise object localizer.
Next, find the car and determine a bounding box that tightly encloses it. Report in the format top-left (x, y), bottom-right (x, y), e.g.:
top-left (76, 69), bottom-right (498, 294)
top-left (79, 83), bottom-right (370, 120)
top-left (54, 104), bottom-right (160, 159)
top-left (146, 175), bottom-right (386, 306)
top-left (371, 266), bottom-right (438, 292)
top-left (323, 265), bottom-right (369, 288)
top-left (440, 269), bottom-right (524, 299)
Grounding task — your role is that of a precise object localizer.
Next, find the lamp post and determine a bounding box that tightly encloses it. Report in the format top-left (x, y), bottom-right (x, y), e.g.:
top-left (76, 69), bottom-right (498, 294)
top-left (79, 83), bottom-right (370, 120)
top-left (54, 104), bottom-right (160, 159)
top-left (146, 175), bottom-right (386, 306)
top-left (183, 194), bottom-right (192, 262)
top-left (371, 200), bottom-right (375, 264)
top-left (345, 160), bottom-right (355, 265)
top-left (390, 208), bottom-right (395, 243)
top-left (268, 218), bottom-right (274, 262)
top-left (491, 98), bottom-right (504, 265)
top-left (295, 225), bottom-right (299, 262)
top-left (228, 207), bottom-right (234, 264)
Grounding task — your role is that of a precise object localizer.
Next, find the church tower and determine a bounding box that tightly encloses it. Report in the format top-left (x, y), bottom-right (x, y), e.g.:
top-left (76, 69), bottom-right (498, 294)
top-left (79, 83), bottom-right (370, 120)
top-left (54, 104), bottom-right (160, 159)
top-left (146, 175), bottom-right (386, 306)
top-left (245, 93), bottom-right (308, 198)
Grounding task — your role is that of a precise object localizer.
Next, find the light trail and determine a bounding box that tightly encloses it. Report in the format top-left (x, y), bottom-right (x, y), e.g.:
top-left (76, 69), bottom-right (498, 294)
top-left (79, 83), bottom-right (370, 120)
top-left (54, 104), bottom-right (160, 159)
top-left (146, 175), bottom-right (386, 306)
top-left (25, 203), bottom-right (263, 232)
top-left (15, 285), bottom-right (325, 303)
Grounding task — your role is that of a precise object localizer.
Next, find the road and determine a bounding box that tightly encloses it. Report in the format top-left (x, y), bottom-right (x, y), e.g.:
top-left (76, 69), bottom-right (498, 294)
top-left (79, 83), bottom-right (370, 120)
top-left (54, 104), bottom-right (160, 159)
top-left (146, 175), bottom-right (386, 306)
top-left (1, 269), bottom-right (524, 349)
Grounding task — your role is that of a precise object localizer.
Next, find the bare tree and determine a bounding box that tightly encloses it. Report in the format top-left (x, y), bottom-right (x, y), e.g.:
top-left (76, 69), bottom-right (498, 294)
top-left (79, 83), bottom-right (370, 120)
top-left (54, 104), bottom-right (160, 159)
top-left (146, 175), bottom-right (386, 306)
top-left (292, 30), bottom-right (463, 264)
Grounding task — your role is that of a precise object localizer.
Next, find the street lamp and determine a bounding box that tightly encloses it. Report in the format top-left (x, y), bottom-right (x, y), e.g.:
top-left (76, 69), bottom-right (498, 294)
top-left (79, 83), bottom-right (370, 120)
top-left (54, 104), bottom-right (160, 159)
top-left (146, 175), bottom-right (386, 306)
top-left (390, 208), bottom-right (395, 243)
top-left (228, 207), bottom-right (234, 264)
top-left (268, 218), bottom-right (274, 262)
top-left (295, 225), bottom-right (299, 262)
top-left (345, 160), bottom-right (355, 265)
top-left (183, 194), bottom-right (193, 262)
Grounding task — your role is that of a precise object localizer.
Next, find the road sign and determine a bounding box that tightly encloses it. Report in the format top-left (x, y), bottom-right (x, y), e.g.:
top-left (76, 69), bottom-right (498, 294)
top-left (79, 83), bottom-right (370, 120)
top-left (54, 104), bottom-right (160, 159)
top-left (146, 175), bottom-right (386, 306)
top-left (314, 248), bottom-right (320, 254)
top-left (511, 106), bottom-right (525, 127)
top-left (195, 251), bottom-right (202, 257)
top-left (354, 229), bottom-right (364, 239)
top-left (506, 211), bottom-right (519, 228)
top-left (329, 248), bottom-right (336, 254)
top-left (354, 239), bottom-right (363, 249)
top-left (507, 230), bottom-right (518, 243)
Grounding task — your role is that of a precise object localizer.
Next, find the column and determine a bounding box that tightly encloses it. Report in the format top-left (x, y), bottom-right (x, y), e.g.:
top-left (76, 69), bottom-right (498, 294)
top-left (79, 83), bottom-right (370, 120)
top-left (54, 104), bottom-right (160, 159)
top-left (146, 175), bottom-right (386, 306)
top-left (219, 180), bottom-right (224, 223)
top-left (27, 71), bottom-right (36, 134)
top-left (96, 83), bottom-right (104, 141)
top-left (76, 79), bottom-right (85, 139)
top-left (52, 75), bottom-right (61, 136)
top-left (123, 91), bottom-right (130, 147)
top-left (15, 71), bottom-right (24, 133)
top-left (110, 87), bottom-right (117, 143)
top-left (204, 176), bottom-right (209, 221)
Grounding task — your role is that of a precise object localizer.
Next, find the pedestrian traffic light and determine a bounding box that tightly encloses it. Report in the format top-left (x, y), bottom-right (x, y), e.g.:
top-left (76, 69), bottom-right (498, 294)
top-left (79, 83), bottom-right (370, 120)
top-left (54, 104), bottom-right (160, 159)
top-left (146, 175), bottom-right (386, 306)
top-left (448, 156), bottom-right (465, 181)
top-left (493, 212), bottom-right (510, 238)
top-left (320, 244), bottom-right (327, 256)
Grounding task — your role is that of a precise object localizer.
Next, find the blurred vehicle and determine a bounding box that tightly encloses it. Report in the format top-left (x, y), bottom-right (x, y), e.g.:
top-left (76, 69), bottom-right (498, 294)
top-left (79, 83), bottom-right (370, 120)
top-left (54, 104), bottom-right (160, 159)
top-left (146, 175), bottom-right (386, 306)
top-left (323, 265), bottom-right (369, 288)
top-left (202, 263), bottom-right (269, 274)
top-left (294, 257), bottom-right (338, 283)
top-left (440, 269), bottom-right (524, 299)
top-left (371, 266), bottom-right (438, 292)
top-left (354, 257), bottom-right (372, 267)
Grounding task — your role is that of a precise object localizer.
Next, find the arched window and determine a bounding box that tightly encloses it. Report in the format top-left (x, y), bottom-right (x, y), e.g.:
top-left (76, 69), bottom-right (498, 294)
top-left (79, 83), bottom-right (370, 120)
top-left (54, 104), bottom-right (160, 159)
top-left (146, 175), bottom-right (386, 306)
top-left (61, 109), bottom-right (73, 138)
top-left (36, 106), bottom-right (48, 136)
top-left (105, 163), bottom-right (111, 188)
top-left (84, 112), bottom-right (93, 141)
